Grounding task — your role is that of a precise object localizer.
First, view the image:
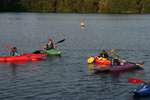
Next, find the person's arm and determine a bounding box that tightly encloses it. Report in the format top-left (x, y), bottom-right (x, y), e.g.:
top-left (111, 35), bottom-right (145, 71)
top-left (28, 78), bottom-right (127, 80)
top-left (10, 52), bottom-right (13, 56)
top-left (52, 42), bottom-right (57, 49)
top-left (15, 52), bottom-right (20, 56)
top-left (43, 44), bottom-right (48, 49)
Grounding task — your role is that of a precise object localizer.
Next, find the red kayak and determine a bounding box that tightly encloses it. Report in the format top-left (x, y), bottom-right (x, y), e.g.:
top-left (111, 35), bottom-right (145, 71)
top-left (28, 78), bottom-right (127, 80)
top-left (23, 53), bottom-right (47, 61)
top-left (0, 53), bottom-right (47, 62)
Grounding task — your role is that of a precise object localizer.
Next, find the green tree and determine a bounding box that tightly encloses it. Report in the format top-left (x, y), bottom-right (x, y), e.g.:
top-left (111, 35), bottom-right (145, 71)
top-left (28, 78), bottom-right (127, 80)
top-left (1, 0), bottom-right (150, 13)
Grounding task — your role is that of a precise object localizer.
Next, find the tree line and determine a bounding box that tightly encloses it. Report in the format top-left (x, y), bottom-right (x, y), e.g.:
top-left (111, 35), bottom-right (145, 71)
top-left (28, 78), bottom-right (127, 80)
top-left (0, 0), bottom-right (150, 13)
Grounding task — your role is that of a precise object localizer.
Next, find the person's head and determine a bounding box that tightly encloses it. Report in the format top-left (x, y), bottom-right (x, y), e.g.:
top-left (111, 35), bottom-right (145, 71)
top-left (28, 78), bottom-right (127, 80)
top-left (48, 37), bottom-right (53, 42)
top-left (48, 38), bottom-right (52, 41)
top-left (12, 47), bottom-right (17, 51)
top-left (100, 48), bottom-right (105, 52)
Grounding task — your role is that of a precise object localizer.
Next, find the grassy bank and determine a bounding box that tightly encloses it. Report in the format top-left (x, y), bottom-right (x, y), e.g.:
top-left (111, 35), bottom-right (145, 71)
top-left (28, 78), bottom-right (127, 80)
top-left (0, 0), bottom-right (150, 13)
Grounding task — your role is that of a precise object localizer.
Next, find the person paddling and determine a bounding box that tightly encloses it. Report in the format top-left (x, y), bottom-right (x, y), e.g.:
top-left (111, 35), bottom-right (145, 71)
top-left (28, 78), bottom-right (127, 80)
top-left (108, 49), bottom-right (121, 65)
top-left (10, 47), bottom-right (20, 56)
top-left (33, 37), bottom-right (57, 54)
top-left (44, 38), bottom-right (56, 50)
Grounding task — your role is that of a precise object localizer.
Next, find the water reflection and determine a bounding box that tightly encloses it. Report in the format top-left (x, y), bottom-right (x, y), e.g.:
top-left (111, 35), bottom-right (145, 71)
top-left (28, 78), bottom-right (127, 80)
top-left (10, 63), bottom-right (17, 76)
top-left (0, 13), bottom-right (150, 100)
top-left (87, 64), bottom-right (94, 72)
top-left (8, 61), bottom-right (27, 77)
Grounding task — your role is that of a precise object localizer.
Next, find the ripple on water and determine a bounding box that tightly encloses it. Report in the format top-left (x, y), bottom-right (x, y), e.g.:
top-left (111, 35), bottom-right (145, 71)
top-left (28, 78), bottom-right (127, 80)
top-left (0, 13), bottom-right (150, 100)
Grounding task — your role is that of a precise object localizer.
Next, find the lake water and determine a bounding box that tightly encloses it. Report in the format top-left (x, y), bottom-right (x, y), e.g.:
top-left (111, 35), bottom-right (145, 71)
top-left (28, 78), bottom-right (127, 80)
top-left (0, 13), bottom-right (150, 100)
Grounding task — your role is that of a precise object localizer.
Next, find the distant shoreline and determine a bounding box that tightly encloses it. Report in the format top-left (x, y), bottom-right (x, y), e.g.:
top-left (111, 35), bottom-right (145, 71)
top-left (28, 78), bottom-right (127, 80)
top-left (0, 12), bottom-right (150, 14)
top-left (0, 0), bottom-right (150, 14)
top-left (0, 10), bottom-right (150, 14)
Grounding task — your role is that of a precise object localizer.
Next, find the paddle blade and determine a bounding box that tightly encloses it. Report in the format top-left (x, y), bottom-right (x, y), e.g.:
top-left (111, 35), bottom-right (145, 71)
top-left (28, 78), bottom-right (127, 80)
top-left (4, 44), bottom-right (12, 51)
top-left (128, 77), bottom-right (144, 84)
top-left (4, 44), bottom-right (12, 49)
top-left (56, 39), bottom-right (65, 44)
top-left (136, 62), bottom-right (144, 67)
top-left (87, 57), bottom-right (95, 64)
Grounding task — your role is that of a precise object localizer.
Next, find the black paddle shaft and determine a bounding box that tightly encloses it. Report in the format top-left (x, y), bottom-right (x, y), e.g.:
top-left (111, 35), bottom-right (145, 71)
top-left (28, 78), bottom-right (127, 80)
top-left (56, 39), bottom-right (65, 44)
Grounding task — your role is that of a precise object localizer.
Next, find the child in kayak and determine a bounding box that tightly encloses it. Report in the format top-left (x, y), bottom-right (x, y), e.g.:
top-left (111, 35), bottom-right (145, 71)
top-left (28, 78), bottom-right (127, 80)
top-left (99, 49), bottom-right (109, 59)
top-left (44, 38), bottom-right (55, 50)
top-left (10, 47), bottom-right (20, 56)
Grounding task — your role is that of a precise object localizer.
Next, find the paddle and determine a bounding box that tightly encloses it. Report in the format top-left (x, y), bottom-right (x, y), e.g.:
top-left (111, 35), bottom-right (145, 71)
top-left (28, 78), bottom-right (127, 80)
top-left (4, 44), bottom-right (12, 51)
top-left (108, 49), bottom-right (144, 67)
top-left (107, 49), bottom-right (120, 59)
top-left (128, 61), bottom-right (144, 67)
top-left (128, 77), bottom-right (144, 84)
top-left (55, 38), bottom-right (65, 44)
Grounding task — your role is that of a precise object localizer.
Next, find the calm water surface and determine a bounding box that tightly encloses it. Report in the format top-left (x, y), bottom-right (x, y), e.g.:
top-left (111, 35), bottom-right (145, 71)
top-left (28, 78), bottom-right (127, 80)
top-left (0, 13), bottom-right (150, 100)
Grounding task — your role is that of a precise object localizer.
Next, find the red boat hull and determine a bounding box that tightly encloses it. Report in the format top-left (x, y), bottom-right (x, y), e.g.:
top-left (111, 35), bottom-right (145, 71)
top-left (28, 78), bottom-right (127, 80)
top-left (0, 53), bottom-right (47, 62)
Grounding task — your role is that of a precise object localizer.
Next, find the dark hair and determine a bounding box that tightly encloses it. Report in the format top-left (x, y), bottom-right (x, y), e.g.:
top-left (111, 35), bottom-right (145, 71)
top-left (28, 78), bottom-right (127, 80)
top-left (13, 47), bottom-right (17, 49)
